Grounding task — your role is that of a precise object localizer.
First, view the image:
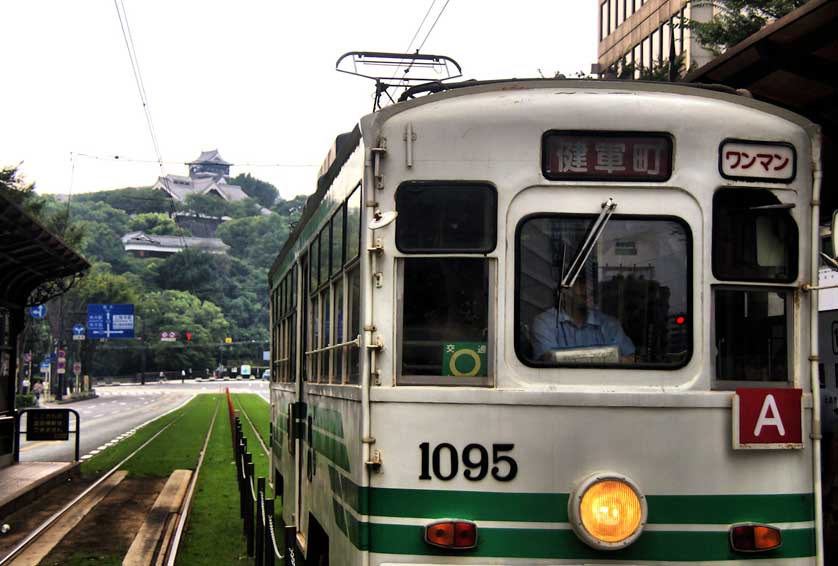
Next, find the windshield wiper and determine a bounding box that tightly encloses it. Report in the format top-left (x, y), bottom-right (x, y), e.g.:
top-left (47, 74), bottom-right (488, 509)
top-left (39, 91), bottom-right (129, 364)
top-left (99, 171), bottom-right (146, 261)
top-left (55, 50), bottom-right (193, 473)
top-left (560, 198), bottom-right (617, 288)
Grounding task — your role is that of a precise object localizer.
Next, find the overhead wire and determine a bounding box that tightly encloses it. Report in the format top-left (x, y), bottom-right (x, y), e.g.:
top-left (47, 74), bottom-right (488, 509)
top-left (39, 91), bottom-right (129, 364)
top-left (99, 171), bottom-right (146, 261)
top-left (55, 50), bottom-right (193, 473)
top-left (416, 0), bottom-right (452, 53)
top-left (113, 0), bottom-right (163, 171)
top-left (72, 152), bottom-right (317, 168)
top-left (389, 0), bottom-right (453, 99)
top-left (389, 0), bottom-right (437, 87)
top-left (112, 1), bottom-right (201, 303)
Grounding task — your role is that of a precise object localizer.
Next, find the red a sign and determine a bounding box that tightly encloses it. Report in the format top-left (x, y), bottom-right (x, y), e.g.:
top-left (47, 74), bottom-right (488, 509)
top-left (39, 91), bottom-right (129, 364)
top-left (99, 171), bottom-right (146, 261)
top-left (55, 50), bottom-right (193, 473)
top-left (733, 388), bottom-right (803, 449)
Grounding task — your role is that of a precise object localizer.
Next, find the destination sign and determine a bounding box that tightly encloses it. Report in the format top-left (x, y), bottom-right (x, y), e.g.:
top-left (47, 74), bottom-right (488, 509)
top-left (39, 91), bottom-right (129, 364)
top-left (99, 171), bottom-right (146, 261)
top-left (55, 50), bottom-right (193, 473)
top-left (542, 131), bottom-right (672, 182)
top-left (720, 139), bottom-right (795, 182)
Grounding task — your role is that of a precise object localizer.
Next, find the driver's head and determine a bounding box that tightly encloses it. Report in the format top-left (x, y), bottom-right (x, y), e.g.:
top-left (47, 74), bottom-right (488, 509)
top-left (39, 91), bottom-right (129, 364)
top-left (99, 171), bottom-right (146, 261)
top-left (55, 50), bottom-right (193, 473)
top-left (562, 269), bottom-right (592, 318)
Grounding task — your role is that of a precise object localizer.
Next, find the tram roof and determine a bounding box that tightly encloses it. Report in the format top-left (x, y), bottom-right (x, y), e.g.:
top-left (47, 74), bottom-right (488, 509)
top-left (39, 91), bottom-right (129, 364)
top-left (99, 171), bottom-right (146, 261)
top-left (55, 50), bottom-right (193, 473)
top-left (364, 78), bottom-right (818, 135)
top-left (268, 125), bottom-right (361, 283)
top-left (268, 77), bottom-right (820, 284)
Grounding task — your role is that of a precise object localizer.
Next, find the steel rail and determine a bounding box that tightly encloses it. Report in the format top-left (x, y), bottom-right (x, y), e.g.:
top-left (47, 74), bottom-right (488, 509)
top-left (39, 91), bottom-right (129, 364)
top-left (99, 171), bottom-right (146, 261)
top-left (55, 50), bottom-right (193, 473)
top-left (0, 400), bottom-right (193, 565)
top-left (233, 395), bottom-right (269, 458)
top-left (164, 399), bottom-right (220, 566)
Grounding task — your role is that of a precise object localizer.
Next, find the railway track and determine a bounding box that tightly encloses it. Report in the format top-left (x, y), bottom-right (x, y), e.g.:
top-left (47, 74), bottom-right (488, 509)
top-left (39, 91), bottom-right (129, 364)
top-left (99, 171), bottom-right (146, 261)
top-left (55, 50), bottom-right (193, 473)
top-left (233, 395), bottom-right (269, 457)
top-left (0, 399), bottom-right (219, 566)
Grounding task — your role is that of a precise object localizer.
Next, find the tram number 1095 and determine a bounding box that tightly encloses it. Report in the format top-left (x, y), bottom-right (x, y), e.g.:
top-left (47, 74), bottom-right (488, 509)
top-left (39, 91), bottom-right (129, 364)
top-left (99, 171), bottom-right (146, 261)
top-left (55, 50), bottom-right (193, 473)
top-left (419, 442), bottom-right (518, 482)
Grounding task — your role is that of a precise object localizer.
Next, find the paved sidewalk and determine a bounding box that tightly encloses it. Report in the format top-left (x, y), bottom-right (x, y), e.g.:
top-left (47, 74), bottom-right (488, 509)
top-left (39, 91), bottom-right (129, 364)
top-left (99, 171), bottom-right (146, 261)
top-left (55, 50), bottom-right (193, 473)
top-left (0, 461), bottom-right (79, 519)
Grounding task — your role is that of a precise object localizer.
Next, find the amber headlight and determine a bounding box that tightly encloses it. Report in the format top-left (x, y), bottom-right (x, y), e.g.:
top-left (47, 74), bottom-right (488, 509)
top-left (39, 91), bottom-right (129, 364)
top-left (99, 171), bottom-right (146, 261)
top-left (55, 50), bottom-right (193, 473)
top-left (568, 472), bottom-right (647, 550)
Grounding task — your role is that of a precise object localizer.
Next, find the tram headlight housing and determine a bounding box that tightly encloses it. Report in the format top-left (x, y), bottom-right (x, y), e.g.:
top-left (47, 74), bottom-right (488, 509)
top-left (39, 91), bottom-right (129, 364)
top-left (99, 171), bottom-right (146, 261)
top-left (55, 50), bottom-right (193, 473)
top-left (568, 472), bottom-right (647, 550)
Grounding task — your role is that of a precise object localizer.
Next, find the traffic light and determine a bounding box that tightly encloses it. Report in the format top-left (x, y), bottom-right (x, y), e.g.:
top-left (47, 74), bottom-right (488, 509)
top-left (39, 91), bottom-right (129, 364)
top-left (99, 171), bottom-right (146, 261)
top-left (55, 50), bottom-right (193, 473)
top-left (181, 330), bottom-right (192, 342)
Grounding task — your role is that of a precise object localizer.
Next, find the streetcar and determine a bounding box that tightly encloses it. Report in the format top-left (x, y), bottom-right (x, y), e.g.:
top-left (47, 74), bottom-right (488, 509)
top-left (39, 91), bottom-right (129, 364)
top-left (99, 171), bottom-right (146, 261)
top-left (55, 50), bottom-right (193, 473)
top-left (268, 57), bottom-right (825, 565)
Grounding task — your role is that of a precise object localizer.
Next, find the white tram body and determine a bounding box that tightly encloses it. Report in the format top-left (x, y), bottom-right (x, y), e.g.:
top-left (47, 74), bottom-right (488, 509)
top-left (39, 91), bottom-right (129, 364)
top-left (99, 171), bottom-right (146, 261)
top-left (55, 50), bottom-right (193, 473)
top-left (268, 80), bottom-right (824, 565)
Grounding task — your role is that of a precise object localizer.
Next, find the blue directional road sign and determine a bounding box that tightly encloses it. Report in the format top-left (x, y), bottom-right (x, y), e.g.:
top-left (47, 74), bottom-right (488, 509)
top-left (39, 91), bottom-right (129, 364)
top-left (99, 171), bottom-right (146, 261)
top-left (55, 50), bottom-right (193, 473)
top-left (87, 304), bottom-right (135, 339)
top-left (73, 324), bottom-right (86, 341)
top-left (30, 305), bottom-right (46, 319)
top-left (39, 362), bottom-right (50, 371)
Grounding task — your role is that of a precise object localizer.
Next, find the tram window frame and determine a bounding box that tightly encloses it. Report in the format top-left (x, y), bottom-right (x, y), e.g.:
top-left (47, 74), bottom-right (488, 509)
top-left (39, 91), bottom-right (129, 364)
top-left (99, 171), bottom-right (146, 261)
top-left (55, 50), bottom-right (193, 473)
top-left (302, 188), bottom-right (363, 386)
top-left (396, 257), bottom-right (495, 387)
top-left (331, 205), bottom-right (345, 277)
top-left (514, 213), bottom-right (693, 370)
top-left (309, 236), bottom-right (319, 294)
top-left (395, 181), bottom-right (498, 254)
top-left (712, 188), bottom-right (798, 283)
top-left (711, 286), bottom-right (792, 387)
top-left (346, 185), bottom-right (362, 265)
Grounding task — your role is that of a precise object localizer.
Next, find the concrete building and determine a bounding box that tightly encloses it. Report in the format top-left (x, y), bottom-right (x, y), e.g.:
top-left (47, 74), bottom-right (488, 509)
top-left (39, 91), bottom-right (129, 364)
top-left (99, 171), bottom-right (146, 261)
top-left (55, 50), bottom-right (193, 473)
top-left (121, 231), bottom-right (230, 259)
top-left (597, 0), bottom-right (715, 77)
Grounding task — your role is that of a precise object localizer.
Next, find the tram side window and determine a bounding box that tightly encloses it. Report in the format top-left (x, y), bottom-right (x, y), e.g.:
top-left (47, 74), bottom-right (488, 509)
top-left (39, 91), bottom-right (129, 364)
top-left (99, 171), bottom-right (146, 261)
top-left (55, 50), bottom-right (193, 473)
top-left (400, 258), bottom-right (490, 385)
top-left (516, 215), bottom-right (691, 369)
top-left (713, 188), bottom-right (797, 282)
top-left (346, 186), bottom-right (361, 263)
top-left (347, 264), bottom-right (361, 384)
top-left (715, 289), bottom-right (788, 382)
top-left (302, 188), bottom-right (363, 385)
top-left (396, 183), bottom-right (497, 253)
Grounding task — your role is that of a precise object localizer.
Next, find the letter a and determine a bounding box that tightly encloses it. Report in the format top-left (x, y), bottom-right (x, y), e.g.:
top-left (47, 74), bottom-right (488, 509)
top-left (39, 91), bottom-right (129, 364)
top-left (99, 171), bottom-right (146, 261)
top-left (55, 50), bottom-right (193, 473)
top-left (753, 394), bottom-right (786, 437)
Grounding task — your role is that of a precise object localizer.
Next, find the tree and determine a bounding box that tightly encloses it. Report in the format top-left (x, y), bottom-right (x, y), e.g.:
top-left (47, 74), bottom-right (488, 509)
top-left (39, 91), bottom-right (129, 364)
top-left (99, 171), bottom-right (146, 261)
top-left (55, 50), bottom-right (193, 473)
top-left (139, 290), bottom-right (229, 371)
top-left (74, 187), bottom-right (171, 215)
top-left (156, 249), bottom-right (218, 298)
top-left (0, 165), bottom-right (37, 206)
top-left (128, 212), bottom-right (184, 236)
top-left (230, 173), bottom-right (279, 208)
top-left (0, 168), bottom-right (85, 249)
top-left (182, 193), bottom-right (232, 218)
top-left (606, 53), bottom-right (687, 81)
top-left (215, 213), bottom-right (291, 269)
top-left (77, 222), bottom-right (131, 272)
top-left (272, 195), bottom-right (307, 221)
top-left (68, 200), bottom-right (130, 235)
top-left (689, 0), bottom-right (806, 55)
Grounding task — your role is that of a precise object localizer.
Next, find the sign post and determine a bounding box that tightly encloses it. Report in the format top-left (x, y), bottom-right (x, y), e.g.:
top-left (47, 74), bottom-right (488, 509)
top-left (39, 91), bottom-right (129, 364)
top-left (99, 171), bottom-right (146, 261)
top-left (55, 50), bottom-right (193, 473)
top-left (56, 349), bottom-right (67, 399)
top-left (13, 409), bottom-right (80, 462)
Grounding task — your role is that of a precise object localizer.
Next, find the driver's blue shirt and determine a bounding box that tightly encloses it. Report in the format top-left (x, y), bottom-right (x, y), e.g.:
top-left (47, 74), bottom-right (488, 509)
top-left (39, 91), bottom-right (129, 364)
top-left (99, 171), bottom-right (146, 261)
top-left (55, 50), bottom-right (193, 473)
top-left (530, 307), bottom-right (635, 360)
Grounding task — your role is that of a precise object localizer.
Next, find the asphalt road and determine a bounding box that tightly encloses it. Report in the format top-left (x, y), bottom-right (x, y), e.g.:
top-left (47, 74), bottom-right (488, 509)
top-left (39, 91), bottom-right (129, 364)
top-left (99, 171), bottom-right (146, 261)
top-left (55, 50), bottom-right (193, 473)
top-left (17, 379), bottom-right (268, 463)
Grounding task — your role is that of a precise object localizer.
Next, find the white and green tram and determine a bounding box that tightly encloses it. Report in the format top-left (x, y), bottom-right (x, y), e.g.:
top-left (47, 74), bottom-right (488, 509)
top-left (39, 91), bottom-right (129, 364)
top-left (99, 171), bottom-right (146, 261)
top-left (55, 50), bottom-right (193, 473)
top-left (268, 79), bottom-right (826, 565)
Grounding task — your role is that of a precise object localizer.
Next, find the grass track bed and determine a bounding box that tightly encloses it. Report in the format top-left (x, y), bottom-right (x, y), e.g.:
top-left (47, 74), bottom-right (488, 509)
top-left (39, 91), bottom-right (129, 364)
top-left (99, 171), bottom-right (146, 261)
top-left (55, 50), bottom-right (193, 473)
top-left (233, 393), bottom-right (270, 447)
top-left (233, 393), bottom-right (273, 499)
top-left (177, 399), bottom-right (250, 564)
top-left (80, 395), bottom-right (196, 476)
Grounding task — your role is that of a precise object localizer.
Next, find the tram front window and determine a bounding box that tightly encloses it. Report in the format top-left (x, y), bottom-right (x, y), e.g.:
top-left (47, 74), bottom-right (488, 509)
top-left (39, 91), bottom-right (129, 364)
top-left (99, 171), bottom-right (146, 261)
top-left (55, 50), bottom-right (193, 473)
top-left (516, 215), bottom-right (691, 368)
top-left (400, 258), bottom-right (490, 383)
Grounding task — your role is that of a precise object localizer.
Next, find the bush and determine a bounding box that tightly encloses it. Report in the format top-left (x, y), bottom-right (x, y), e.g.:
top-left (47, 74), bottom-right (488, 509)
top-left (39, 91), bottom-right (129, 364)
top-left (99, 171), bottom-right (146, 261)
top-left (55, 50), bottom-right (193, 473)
top-left (15, 394), bottom-right (36, 408)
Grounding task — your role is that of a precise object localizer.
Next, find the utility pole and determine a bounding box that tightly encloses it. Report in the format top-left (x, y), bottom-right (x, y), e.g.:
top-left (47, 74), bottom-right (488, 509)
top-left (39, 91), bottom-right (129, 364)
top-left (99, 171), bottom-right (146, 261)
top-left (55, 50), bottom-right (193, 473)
top-left (56, 294), bottom-right (65, 401)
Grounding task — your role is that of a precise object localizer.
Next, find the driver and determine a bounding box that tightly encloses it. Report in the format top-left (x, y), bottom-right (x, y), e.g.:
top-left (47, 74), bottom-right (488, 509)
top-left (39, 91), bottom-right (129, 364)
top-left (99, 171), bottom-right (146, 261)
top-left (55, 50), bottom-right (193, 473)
top-left (530, 271), bottom-right (635, 362)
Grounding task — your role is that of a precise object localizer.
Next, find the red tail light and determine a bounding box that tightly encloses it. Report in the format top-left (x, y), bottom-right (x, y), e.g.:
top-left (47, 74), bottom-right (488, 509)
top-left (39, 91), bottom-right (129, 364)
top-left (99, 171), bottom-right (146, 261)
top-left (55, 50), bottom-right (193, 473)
top-left (730, 524), bottom-right (781, 552)
top-left (425, 520), bottom-right (477, 549)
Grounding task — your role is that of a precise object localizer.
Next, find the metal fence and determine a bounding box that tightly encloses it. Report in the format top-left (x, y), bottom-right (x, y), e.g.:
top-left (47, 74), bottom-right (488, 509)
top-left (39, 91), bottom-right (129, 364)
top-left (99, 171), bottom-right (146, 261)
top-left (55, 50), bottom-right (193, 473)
top-left (226, 389), bottom-right (290, 566)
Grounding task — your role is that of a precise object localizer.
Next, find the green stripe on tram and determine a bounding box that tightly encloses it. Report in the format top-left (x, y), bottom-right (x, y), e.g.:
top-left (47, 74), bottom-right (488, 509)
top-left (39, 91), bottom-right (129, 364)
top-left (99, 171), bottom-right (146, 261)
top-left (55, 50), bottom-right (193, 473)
top-left (364, 487), bottom-right (815, 524)
top-left (646, 493), bottom-right (815, 524)
top-left (366, 524), bottom-right (815, 560)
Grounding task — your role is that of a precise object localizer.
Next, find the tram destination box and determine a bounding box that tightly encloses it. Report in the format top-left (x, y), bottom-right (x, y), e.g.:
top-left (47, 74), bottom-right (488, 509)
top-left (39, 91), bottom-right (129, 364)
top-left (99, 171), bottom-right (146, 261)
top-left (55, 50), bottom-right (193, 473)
top-left (26, 409), bottom-right (70, 441)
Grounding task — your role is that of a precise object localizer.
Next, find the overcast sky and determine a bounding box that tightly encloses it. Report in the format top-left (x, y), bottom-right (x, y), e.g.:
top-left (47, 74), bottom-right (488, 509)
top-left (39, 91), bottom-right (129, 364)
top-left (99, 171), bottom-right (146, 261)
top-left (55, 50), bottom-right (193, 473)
top-left (0, 1), bottom-right (597, 200)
